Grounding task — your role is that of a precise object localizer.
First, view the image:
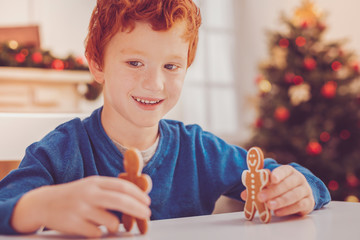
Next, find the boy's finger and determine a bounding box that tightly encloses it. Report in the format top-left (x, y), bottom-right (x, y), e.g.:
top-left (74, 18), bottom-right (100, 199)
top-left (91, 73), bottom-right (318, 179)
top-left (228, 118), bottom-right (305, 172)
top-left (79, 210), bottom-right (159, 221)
top-left (273, 197), bottom-right (314, 217)
top-left (240, 190), bottom-right (247, 201)
top-left (94, 191), bottom-right (151, 220)
top-left (61, 218), bottom-right (103, 238)
top-left (91, 176), bottom-right (151, 205)
top-left (266, 184), bottom-right (309, 210)
top-left (259, 171), bottom-right (302, 202)
top-left (271, 165), bottom-right (294, 184)
top-left (85, 208), bottom-right (120, 234)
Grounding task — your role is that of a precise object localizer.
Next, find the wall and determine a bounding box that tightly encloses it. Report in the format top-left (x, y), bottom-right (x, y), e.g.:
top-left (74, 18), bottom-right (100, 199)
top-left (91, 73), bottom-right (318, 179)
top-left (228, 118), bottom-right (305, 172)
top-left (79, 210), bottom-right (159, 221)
top-left (1, 0), bottom-right (360, 135)
top-left (0, 0), bottom-right (96, 58)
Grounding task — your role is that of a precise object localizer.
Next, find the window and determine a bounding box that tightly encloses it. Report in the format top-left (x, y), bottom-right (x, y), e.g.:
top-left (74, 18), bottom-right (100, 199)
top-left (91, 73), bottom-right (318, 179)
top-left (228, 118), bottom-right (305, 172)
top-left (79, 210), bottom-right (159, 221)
top-left (167, 0), bottom-right (242, 143)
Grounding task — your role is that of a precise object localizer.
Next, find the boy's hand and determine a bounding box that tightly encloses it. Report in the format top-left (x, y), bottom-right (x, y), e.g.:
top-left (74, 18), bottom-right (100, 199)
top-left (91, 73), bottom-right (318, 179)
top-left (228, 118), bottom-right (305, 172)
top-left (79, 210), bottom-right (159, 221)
top-left (11, 176), bottom-right (151, 238)
top-left (241, 165), bottom-right (315, 217)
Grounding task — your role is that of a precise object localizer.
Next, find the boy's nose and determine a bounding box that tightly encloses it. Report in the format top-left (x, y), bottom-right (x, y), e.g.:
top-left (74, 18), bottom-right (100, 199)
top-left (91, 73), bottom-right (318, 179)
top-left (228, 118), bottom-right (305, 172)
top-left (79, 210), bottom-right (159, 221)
top-left (142, 68), bottom-right (164, 92)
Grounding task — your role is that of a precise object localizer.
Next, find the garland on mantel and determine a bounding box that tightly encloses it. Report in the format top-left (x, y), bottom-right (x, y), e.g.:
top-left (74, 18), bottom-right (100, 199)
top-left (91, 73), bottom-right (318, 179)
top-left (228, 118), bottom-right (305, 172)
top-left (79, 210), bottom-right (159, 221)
top-left (0, 40), bottom-right (102, 100)
top-left (0, 40), bottom-right (88, 70)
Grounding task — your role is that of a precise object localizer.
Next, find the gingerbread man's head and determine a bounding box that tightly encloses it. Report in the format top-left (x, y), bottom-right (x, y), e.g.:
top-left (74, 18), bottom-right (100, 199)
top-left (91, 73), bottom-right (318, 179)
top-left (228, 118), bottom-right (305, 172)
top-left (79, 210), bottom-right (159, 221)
top-left (123, 148), bottom-right (143, 175)
top-left (247, 147), bottom-right (264, 171)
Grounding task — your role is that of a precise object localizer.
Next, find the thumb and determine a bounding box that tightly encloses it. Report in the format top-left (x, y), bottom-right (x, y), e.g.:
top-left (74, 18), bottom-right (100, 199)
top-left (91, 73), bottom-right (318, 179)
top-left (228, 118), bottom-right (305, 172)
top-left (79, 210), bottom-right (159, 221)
top-left (240, 190), bottom-right (247, 201)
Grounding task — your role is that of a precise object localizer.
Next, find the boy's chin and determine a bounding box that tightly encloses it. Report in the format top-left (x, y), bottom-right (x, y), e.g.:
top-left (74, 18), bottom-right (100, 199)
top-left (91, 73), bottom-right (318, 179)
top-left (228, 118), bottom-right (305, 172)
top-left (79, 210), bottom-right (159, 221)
top-left (133, 115), bottom-right (164, 128)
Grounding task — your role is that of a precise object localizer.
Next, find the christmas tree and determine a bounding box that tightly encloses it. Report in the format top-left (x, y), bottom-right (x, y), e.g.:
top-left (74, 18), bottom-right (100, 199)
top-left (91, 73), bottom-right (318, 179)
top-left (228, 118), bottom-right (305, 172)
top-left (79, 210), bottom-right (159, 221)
top-left (247, 0), bottom-right (360, 202)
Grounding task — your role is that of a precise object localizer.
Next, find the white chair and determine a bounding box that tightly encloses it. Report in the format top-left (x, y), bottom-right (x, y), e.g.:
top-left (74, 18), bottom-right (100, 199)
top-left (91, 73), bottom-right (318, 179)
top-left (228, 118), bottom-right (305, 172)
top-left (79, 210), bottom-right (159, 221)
top-left (0, 112), bottom-right (86, 179)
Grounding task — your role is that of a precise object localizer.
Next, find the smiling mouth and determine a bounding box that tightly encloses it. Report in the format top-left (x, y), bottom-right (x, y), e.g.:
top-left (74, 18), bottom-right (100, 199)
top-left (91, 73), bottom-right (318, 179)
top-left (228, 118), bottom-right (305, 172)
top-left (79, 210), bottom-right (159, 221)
top-left (249, 160), bottom-right (257, 166)
top-left (132, 96), bottom-right (163, 105)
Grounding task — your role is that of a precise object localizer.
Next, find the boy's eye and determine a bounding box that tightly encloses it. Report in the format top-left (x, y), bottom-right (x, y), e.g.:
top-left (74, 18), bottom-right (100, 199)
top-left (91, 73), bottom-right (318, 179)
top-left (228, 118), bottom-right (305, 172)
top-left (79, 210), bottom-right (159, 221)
top-left (164, 64), bottom-right (178, 71)
top-left (127, 61), bottom-right (143, 67)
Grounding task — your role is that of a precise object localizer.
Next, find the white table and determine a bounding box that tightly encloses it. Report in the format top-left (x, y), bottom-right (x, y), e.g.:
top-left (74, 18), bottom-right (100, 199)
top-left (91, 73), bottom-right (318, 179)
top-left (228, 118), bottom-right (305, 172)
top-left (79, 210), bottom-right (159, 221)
top-left (1, 201), bottom-right (359, 239)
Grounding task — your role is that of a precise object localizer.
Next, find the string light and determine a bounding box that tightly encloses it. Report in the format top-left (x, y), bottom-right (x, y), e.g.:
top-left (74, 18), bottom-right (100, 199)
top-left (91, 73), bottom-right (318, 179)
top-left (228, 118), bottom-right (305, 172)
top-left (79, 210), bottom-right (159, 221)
top-left (345, 195), bottom-right (359, 202)
top-left (8, 40), bottom-right (19, 50)
top-left (306, 141), bottom-right (322, 155)
top-left (259, 79), bottom-right (272, 93)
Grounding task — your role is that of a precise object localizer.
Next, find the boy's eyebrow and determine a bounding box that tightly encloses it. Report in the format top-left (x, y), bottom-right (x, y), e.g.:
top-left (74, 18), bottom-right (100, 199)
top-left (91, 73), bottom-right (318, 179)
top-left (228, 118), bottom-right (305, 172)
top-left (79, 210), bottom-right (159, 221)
top-left (120, 48), bottom-right (145, 55)
top-left (167, 54), bottom-right (187, 61)
top-left (120, 48), bottom-right (187, 61)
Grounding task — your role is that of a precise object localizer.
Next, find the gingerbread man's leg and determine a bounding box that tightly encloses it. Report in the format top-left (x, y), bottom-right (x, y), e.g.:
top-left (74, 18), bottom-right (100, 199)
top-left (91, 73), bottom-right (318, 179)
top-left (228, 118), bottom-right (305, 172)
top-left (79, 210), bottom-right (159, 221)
top-left (136, 218), bottom-right (148, 234)
top-left (122, 214), bottom-right (134, 232)
top-left (255, 201), bottom-right (271, 223)
top-left (244, 200), bottom-right (256, 220)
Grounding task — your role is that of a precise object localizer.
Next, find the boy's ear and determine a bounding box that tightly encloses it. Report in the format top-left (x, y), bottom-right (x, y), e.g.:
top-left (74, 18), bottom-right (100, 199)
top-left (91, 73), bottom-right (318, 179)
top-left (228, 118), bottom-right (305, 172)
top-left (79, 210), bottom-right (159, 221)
top-left (87, 57), bottom-right (105, 84)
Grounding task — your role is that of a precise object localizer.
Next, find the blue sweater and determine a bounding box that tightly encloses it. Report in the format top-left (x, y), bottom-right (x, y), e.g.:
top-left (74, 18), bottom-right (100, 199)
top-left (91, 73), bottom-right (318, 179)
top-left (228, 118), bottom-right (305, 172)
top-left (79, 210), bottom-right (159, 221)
top-left (0, 108), bottom-right (330, 234)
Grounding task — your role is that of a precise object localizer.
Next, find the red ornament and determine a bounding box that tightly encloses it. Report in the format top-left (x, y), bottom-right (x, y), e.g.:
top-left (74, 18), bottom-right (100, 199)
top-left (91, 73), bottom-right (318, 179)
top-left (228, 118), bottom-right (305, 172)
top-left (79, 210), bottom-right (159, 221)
top-left (295, 36), bottom-right (306, 47)
top-left (328, 180), bottom-right (339, 191)
top-left (303, 57), bottom-right (317, 71)
top-left (317, 22), bottom-right (326, 31)
top-left (331, 61), bottom-right (342, 71)
top-left (254, 118), bottom-right (264, 128)
top-left (76, 57), bottom-right (84, 65)
top-left (293, 75), bottom-right (304, 85)
top-left (15, 53), bottom-right (26, 63)
top-left (352, 62), bottom-right (360, 73)
top-left (255, 74), bottom-right (264, 84)
top-left (274, 106), bottom-right (290, 122)
top-left (279, 38), bottom-right (289, 48)
top-left (51, 59), bottom-right (65, 70)
top-left (31, 52), bottom-right (43, 64)
top-left (20, 49), bottom-right (29, 56)
top-left (320, 132), bottom-right (330, 142)
top-left (284, 72), bottom-right (295, 83)
top-left (356, 94), bottom-right (360, 104)
top-left (306, 141), bottom-right (322, 156)
top-left (301, 21), bottom-right (309, 29)
top-left (321, 81), bottom-right (337, 99)
top-left (347, 174), bottom-right (359, 187)
top-left (340, 129), bottom-right (351, 140)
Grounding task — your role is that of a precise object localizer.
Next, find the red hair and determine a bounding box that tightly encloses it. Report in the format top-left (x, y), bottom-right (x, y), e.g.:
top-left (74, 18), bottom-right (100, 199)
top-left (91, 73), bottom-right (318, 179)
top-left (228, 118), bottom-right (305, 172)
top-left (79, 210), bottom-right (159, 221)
top-left (85, 0), bottom-right (201, 68)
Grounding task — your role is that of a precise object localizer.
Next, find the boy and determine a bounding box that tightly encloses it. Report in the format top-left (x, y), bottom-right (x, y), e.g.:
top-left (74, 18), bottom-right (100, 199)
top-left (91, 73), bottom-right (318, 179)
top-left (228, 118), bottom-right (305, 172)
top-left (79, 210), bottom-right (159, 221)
top-left (0, 0), bottom-right (330, 238)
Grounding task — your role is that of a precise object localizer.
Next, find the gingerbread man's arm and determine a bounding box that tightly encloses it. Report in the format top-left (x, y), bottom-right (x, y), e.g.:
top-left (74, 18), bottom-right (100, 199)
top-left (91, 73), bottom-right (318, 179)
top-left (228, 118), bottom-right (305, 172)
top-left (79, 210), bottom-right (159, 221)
top-left (136, 175), bottom-right (152, 193)
top-left (118, 173), bottom-right (129, 181)
top-left (260, 169), bottom-right (271, 187)
top-left (241, 171), bottom-right (247, 187)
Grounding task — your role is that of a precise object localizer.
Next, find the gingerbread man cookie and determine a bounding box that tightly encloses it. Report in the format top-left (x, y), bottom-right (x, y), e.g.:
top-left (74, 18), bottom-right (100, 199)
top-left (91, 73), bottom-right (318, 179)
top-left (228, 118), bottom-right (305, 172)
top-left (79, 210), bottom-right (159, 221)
top-left (118, 148), bottom-right (152, 234)
top-left (241, 147), bottom-right (271, 223)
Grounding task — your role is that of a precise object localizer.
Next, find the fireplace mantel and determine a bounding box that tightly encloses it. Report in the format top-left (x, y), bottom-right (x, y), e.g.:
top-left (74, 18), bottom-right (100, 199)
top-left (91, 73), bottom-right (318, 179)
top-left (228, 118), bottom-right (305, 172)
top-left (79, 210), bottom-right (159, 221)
top-left (0, 67), bottom-right (92, 112)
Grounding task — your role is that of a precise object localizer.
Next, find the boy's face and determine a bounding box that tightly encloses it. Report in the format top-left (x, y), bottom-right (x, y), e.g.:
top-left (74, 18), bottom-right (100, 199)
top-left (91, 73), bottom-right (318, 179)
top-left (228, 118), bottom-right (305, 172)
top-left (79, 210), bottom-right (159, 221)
top-left (93, 21), bottom-right (189, 129)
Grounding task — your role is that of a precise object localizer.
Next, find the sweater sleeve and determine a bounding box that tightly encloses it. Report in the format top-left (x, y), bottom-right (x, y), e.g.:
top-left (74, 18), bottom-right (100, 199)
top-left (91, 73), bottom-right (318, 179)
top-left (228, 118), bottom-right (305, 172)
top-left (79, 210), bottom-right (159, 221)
top-left (0, 195), bottom-right (24, 234)
top-left (0, 144), bottom-right (57, 234)
top-left (0, 115), bottom-right (102, 235)
top-left (263, 158), bottom-right (331, 210)
top-left (194, 126), bottom-right (331, 211)
top-left (289, 162), bottom-right (331, 210)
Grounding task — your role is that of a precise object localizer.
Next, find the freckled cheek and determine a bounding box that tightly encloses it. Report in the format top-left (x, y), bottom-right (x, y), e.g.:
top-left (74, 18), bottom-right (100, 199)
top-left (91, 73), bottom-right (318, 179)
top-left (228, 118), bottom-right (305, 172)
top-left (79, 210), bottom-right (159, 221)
top-left (105, 71), bottom-right (139, 91)
top-left (167, 77), bottom-right (185, 102)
